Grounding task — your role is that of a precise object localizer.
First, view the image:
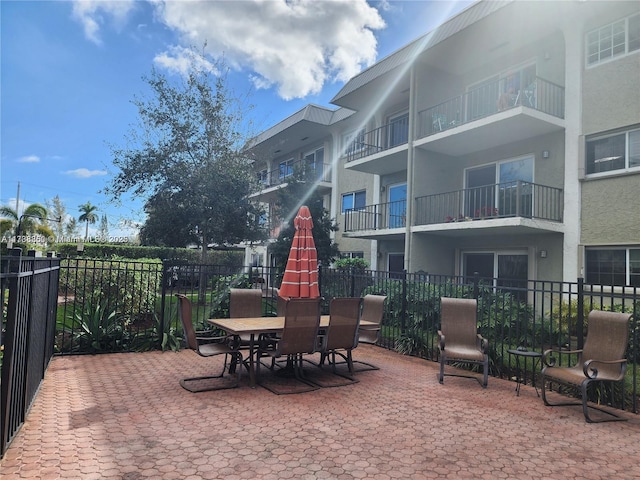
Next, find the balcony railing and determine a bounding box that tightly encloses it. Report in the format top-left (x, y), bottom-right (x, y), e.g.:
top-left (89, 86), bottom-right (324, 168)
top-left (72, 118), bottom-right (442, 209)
top-left (346, 114), bottom-right (409, 163)
top-left (417, 76), bottom-right (565, 139)
top-left (259, 159), bottom-right (331, 189)
top-left (344, 199), bottom-right (407, 232)
top-left (414, 181), bottom-right (563, 226)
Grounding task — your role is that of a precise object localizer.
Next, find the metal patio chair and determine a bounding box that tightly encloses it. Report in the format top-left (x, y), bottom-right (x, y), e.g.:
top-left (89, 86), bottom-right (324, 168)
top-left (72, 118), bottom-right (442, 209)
top-left (175, 294), bottom-right (243, 392)
top-left (318, 297), bottom-right (362, 381)
top-left (438, 297), bottom-right (489, 388)
top-left (541, 310), bottom-right (632, 423)
top-left (256, 297), bottom-right (322, 394)
top-left (352, 294), bottom-right (387, 371)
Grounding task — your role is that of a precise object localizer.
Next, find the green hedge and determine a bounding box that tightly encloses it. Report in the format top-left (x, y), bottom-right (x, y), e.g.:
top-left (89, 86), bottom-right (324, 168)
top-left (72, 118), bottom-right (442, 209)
top-left (53, 243), bottom-right (243, 264)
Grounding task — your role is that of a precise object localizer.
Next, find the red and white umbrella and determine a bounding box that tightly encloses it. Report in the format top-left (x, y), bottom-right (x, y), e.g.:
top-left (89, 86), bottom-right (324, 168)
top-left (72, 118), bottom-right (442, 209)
top-left (278, 206), bottom-right (320, 299)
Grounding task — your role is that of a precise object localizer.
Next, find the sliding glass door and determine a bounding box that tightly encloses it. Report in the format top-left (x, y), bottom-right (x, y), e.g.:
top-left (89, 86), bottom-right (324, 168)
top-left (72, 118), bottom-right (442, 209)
top-left (463, 251), bottom-right (528, 301)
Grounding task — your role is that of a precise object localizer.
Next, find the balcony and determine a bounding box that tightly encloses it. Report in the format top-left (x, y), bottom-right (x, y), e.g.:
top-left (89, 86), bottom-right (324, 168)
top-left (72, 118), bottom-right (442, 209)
top-left (344, 199), bottom-right (407, 239)
top-left (345, 115), bottom-right (409, 175)
top-left (254, 159), bottom-right (331, 201)
top-left (415, 76), bottom-right (565, 156)
top-left (413, 181), bottom-right (563, 234)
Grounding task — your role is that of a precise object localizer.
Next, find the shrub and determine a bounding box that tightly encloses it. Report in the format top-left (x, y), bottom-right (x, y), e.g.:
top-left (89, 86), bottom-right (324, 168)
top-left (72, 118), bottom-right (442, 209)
top-left (59, 258), bottom-right (162, 323)
top-left (56, 301), bottom-right (130, 353)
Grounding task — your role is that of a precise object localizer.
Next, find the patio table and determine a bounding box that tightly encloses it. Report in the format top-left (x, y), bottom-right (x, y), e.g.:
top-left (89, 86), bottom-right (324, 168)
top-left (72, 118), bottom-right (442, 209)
top-left (507, 348), bottom-right (542, 397)
top-left (209, 315), bottom-right (377, 387)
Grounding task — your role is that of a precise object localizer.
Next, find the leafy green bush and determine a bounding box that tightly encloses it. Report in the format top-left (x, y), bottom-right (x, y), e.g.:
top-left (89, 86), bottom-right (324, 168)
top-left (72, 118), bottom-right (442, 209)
top-left (57, 302), bottom-right (130, 353)
top-left (334, 257), bottom-right (369, 272)
top-left (550, 299), bottom-right (590, 338)
top-left (59, 258), bottom-right (162, 323)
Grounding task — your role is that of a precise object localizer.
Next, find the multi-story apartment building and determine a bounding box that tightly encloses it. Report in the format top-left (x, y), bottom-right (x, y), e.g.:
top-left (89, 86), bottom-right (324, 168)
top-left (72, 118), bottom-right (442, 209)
top-left (246, 0), bottom-right (640, 286)
top-left (244, 104), bottom-right (377, 269)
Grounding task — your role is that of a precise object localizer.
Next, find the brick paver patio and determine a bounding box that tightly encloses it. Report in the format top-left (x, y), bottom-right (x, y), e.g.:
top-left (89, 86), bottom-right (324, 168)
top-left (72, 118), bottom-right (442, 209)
top-left (2, 345), bottom-right (639, 479)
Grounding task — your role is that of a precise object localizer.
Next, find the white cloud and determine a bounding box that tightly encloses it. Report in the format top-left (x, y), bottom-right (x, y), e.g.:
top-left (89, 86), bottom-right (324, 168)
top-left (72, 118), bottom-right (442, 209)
top-left (154, 45), bottom-right (219, 77)
top-left (18, 155), bottom-right (40, 163)
top-left (71, 0), bottom-right (385, 100)
top-left (71, 0), bottom-right (136, 45)
top-left (153, 0), bottom-right (385, 100)
top-left (63, 168), bottom-right (108, 178)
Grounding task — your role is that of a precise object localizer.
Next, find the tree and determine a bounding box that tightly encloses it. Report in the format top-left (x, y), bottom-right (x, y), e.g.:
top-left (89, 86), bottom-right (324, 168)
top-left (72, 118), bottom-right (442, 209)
top-left (46, 195), bottom-right (67, 239)
top-left (106, 50), bottom-right (264, 259)
top-left (0, 203), bottom-right (53, 238)
top-left (65, 218), bottom-right (80, 237)
top-left (78, 202), bottom-right (98, 240)
top-left (98, 214), bottom-right (109, 240)
top-left (269, 166), bottom-right (340, 270)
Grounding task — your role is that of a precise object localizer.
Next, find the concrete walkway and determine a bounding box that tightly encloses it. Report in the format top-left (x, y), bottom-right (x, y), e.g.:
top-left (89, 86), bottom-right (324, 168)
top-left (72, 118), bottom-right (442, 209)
top-left (2, 345), bottom-right (639, 479)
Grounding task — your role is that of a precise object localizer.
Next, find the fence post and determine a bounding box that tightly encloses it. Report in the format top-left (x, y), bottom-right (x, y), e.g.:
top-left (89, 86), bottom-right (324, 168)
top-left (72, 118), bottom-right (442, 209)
top-left (633, 288), bottom-right (638, 414)
top-left (159, 260), bottom-right (167, 345)
top-left (401, 270), bottom-right (408, 333)
top-left (473, 272), bottom-right (480, 300)
top-left (349, 266), bottom-right (355, 297)
top-left (577, 277), bottom-right (584, 350)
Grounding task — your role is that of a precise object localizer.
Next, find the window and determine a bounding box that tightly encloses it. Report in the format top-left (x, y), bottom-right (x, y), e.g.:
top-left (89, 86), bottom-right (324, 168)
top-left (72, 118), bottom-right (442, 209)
top-left (341, 190), bottom-right (366, 213)
top-left (586, 128), bottom-right (640, 175)
top-left (388, 253), bottom-right (405, 279)
top-left (388, 113), bottom-right (409, 148)
top-left (258, 169), bottom-right (268, 185)
top-left (340, 251), bottom-right (364, 259)
top-left (251, 253), bottom-right (263, 267)
top-left (586, 13), bottom-right (640, 66)
top-left (465, 156), bottom-right (534, 218)
top-left (278, 159), bottom-right (294, 179)
top-left (387, 183), bottom-right (407, 228)
top-left (304, 147), bottom-right (324, 181)
top-left (586, 247), bottom-right (640, 287)
top-left (463, 251), bottom-right (529, 302)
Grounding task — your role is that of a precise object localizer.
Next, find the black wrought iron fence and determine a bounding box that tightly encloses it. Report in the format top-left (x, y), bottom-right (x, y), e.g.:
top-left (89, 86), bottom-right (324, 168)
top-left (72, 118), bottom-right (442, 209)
top-left (26, 257), bottom-right (639, 415)
top-left (320, 268), bottom-right (638, 413)
top-left (56, 258), bottom-right (164, 354)
top-left (1, 249), bottom-right (60, 458)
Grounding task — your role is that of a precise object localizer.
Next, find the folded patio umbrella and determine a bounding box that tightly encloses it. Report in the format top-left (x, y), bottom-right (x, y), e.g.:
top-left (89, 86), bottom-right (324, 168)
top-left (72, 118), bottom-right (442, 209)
top-left (279, 205), bottom-right (320, 299)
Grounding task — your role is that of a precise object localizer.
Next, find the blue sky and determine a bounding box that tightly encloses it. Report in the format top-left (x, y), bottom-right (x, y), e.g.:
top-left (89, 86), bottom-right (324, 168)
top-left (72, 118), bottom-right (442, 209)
top-left (1, 0), bottom-right (473, 239)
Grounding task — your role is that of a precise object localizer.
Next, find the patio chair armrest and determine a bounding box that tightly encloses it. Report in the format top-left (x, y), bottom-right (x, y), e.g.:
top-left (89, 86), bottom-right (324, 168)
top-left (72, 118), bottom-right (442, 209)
top-left (583, 358), bottom-right (627, 379)
top-left (196, 337), bottom-right (228, 348)
top-left (257, 333), bottom-right (278, 350)
top-left (359, 325), bottom-right (381, 331)
top-left (437, 330), bottom-right (445, 349)
top-left (542, 347), bottom-right (583, 367)
top-left (476, 334), bottom-right (488, 353)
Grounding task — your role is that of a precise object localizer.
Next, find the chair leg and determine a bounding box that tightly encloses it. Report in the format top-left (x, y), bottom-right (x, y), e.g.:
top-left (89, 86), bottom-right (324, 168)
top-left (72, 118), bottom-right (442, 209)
top-left (346, 351), bottom-right (354, 376)
top-left (482, 356), bottom-right (488, 388)
top-left (180, 352), bottom-right (242, 393)
top-left (438, 353), bottom-right (445, 384)
top-left (541, 376), bottom-right (627, 423)
top-left (438, 354), bottom-right (487, 387)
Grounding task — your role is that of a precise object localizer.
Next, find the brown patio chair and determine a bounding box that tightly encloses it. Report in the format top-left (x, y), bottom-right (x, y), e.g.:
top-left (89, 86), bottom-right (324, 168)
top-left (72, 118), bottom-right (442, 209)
top-left (175, 294), bottom-right (243, 392)
top-left (541, 310), bottom-right (631, 423)
top-left (353, 294), bottom-right (387, 371)
top-left (256, 297), bottom-right (321, 394)
top-left (318, 297), bottom-right (362, 381)
top-left (438, 297), bottom-right (489, 388)
top-left (276, 294), bottom-right (288, 316)
top-left (230, 288), bottom-right (263, 344)
top-left (230, 288), bottom-right (263, 318)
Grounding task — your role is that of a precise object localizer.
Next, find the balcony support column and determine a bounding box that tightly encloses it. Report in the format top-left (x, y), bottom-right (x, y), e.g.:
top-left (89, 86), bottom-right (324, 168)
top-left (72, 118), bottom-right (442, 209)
top-left (404, 65), bottom-right (417, 272)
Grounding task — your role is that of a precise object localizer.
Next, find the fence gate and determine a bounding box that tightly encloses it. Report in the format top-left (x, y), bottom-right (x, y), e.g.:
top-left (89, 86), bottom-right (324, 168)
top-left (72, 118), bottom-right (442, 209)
top-left (1, 249), bottom-right (60, 458)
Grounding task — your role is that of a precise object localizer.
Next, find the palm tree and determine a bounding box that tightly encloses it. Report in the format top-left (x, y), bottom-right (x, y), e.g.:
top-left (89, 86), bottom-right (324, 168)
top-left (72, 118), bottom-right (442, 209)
top-left (0, 203), bottom-right (51, 237)
top-left (78, 202), bottom-right (99, 240)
